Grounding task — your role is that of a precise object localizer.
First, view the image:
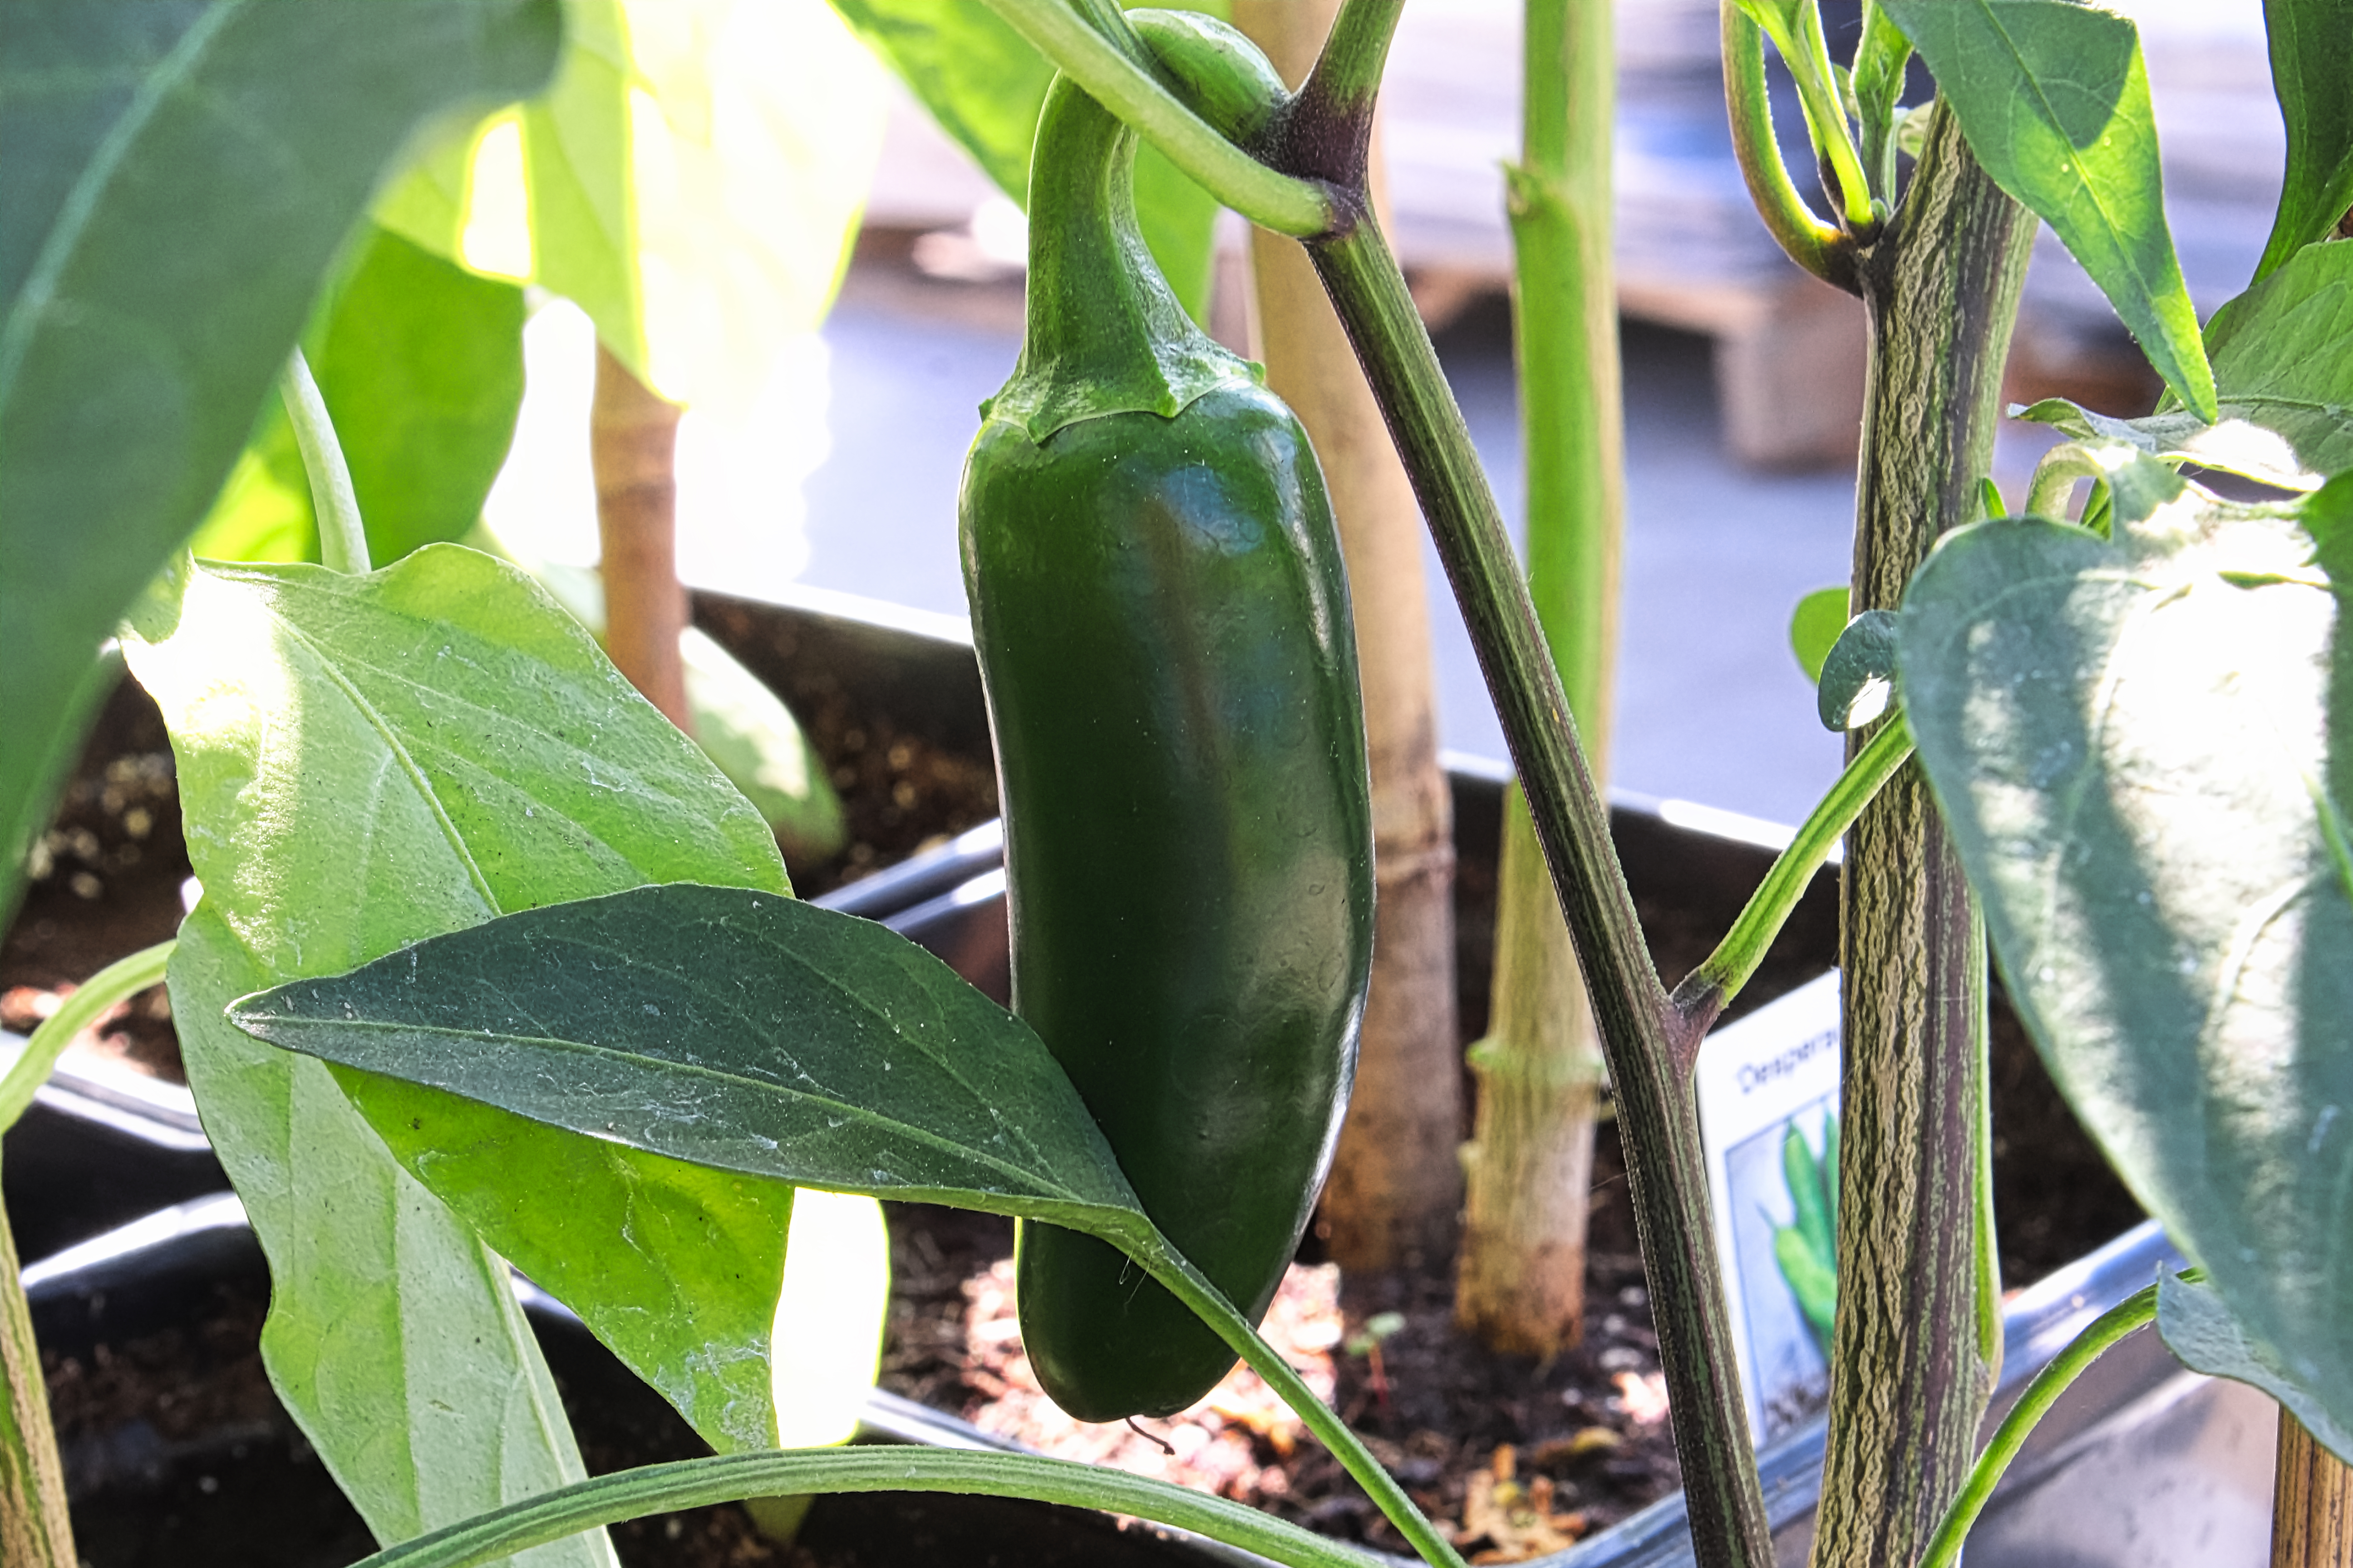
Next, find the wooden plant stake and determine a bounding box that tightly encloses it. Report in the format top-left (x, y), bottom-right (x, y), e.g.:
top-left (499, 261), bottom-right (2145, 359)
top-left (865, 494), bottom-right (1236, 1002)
top-left (2273, 1409), bottom-right (2353, 1568)
top-left (591, 342), bottom-right (693, 733)
top-left (1235, 0), bottom-right (1463, 1273)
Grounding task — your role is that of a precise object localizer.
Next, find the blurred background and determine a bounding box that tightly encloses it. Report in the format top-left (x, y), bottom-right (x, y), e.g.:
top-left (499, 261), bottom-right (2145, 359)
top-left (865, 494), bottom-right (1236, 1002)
top-left (481, 0), bottom-right (2277, 828)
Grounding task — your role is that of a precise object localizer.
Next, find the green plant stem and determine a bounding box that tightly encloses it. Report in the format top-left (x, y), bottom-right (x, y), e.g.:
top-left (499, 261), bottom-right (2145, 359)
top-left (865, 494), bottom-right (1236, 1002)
top-left (1672, 720), bottom-right (1913, 1030)
top-left (344, 1447), bottom-right (1382, 1568)
top-left (0, 939), bottom-right (174, 1135)
top-left (1453, 0), bottom-right (1621, 1356)
top-left (0, 1172), bottom-right (73, 1568)
top-left (977, 0), bottom-right (1334, 237)
top-left (1782, 1), bottom-right (1876, 231)
top-left (1123, 1221), bottom-right (1469, 1568)
top-left (1303, 216), bottom-right (1772, 1568)
top-left (1916, 1283), bottom-right (2163, 1568)
top-left (1721, 7), bottom-right (1854, 291)
top-left (1295, 0), bottom-right (1403, 122)
top-left (1810, 100), bottom-right (2034, 1568)
top-left (278, 348), bottom-right (369, 575)
top-left (1851, 1), bottom-right (1912, 203)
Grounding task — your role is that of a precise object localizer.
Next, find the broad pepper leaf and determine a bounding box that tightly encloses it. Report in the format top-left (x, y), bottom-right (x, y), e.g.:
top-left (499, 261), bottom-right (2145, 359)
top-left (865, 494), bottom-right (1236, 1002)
top-left (379, 0), bottom-right (893, 414)
top-left (234, 883), bottom-right (1148, 1230)
top-left (2254, 0), bottom-right (2353, 284)
top-left (1876, 0), bottom-right (2216, 420)
top-left (193, 225), bottom-right (528, 567)
top-left (2159, 1271), bottom-right (2353, 1465)
top-left (826, 0), bottom-right (1226, 322)
top-left (2015, 240), bottom-right (2353, 489)
top-left (0, 0), bottom-right (560, 930)
top-left (123, 546), bottom-right (835, 1541)
top-left (1899, 450), bottom-right (2353, 1450)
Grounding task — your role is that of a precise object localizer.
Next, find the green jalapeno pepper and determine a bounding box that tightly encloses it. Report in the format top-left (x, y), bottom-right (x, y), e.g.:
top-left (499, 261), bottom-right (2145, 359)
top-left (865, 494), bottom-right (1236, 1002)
top-left (957, 15), bottom-right (1375, 1422)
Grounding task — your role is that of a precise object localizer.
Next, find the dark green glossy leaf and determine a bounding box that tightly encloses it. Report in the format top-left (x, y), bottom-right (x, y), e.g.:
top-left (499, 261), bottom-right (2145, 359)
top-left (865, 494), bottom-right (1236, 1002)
top-left (2159, 1271), bottom-right (2353, 1465)
top-left (126, 546), bottom-right (797, 1544)
top-left (235, 884), bottom-right (1147, 1228)
top-left (1817, 609), bottom-right (1900, 731)
top-left (194, 225), bottom-right (527, 567)
top-left (825, 0), bottom-right (1223, 319)
top-left (1899, 450), bottom-right (2353, 1450)
top-left (1790, 585), bottom-right (1849, 683)
top-left (1877, 0), bottom-right (2215, 419)
top-left (0, 0), bottom-right (560, 929)
top-left (2255, 0), bottom-right (2353, 283)
top-left (2016, 240), bottom-right (2353, 488)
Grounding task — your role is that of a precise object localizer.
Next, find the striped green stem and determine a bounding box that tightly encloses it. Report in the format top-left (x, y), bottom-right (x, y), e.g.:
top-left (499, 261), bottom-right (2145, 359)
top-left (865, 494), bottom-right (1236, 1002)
top-left (1303, 213), bottom-right (1773, 1568)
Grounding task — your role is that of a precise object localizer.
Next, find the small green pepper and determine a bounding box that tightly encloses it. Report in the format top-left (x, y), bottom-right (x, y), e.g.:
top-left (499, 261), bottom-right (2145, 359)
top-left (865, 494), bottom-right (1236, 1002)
top-left (958, 15), bottom-right (1375, 1422)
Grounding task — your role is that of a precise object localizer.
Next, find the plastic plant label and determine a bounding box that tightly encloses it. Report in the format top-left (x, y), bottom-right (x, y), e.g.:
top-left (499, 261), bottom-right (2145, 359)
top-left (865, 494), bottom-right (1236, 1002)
top-left (1693, 969), bottom-right (1843, 1445)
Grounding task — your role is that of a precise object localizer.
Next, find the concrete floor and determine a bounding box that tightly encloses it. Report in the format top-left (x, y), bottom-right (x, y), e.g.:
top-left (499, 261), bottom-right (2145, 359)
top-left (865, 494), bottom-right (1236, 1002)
top-left (485, 274), bottom-right (2059, 831)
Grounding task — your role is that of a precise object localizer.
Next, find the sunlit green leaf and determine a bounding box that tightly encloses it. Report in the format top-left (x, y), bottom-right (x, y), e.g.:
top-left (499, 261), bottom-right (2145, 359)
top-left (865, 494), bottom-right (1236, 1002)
top-left (379, 0), bottom-right (893, 413)
top-left (1877, 0), bottom-right (2215, 420)
top-left (124, 546), bottom-right (820, 1540)
top-left (1790, 586), bottom-right (1850, 683)
top-left (0, 0), bottom-right (560, 928)
top-left (527, 558), bottom-right (846, 860)
top-left (194, 225), bottom-right (527, 567)
top-left (1900, 450), bottom-right (2353, 1451)
top-left (233, 883), bottom-right (1147, 1229)
top-left (2015, 240), bottom-right (2353, 488)
top-left (2254, 0), bottom-right (2353, 283)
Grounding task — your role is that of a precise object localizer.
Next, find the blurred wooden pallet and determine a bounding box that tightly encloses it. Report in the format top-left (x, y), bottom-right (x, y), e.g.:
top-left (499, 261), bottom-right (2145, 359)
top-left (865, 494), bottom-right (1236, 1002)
top-left (863, 0), bottom-right (2282, 468)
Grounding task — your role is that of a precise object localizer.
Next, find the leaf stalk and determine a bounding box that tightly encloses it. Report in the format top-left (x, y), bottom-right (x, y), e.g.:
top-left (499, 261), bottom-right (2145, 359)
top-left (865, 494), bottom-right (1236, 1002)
top-left (1720, 7), bottom-right (1856, 292)
top-left (1916, 1283), bottom-right (2163, 1568)
top-left (1671, 719), bottom-right (1913, 1039)
top-left (279, 349), bottom-right (369, 575)
top-left (977, 0), bottom-right (1335, 236)
top-left (0, 939), bottom-right (174, 1134)
top-left (343, 1447), bottom-right (1386, 1568)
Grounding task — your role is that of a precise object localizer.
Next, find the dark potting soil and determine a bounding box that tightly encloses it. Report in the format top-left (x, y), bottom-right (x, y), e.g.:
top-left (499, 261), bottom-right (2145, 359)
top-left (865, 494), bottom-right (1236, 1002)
top-left (691, 595), bottom-right (999, 900)
top-left (1, 677), bottom-right (189, 1082)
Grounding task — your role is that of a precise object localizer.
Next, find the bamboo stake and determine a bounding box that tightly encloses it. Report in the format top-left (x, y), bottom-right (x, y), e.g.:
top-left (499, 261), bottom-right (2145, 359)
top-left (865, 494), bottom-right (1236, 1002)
top-left (590, 343), bottom-right (692, 732)
top-left (2272, 1409), bottom-right (2353, 1568)
top-left (1236, 0), bottom-right (1463, 1271)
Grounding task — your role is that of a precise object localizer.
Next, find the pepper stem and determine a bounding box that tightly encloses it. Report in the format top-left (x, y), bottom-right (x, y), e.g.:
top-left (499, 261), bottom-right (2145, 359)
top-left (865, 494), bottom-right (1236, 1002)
top-left (984, 74), bottom-right (1250, 443)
